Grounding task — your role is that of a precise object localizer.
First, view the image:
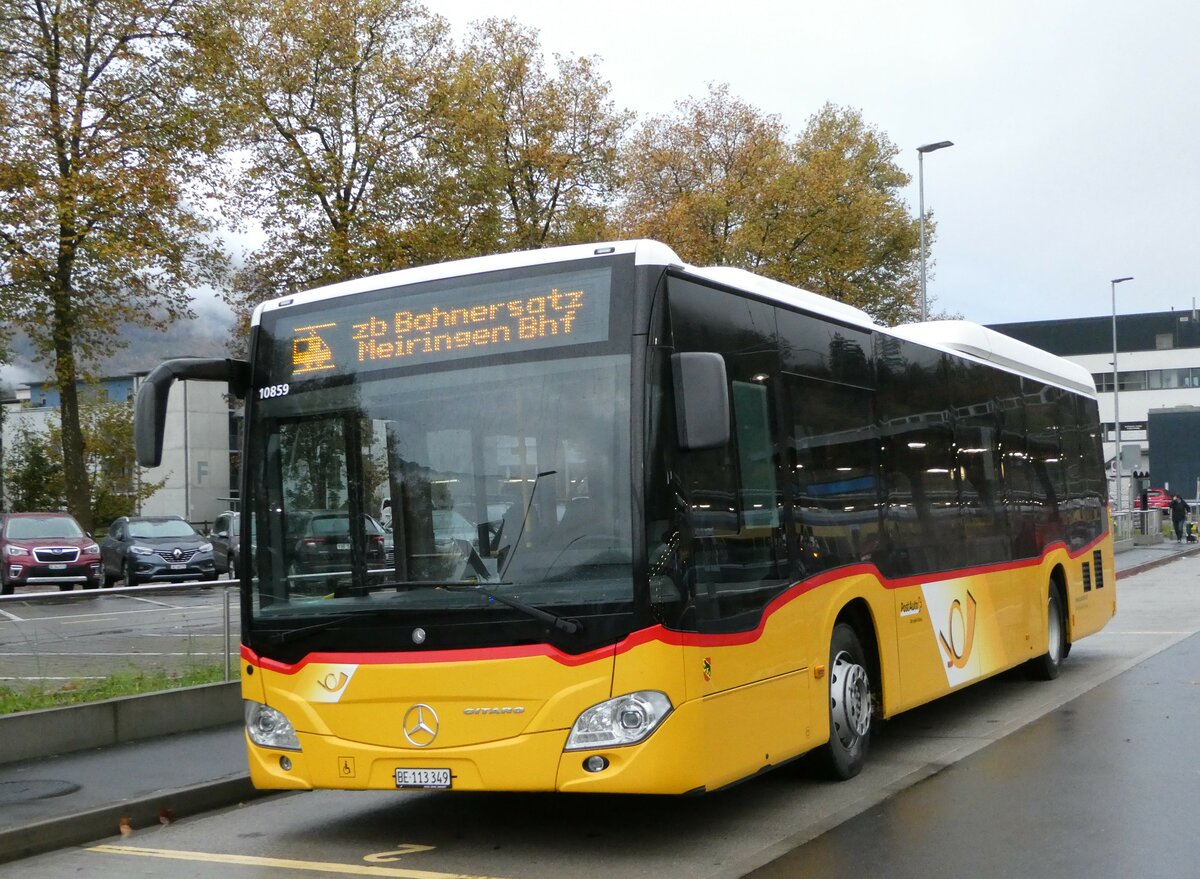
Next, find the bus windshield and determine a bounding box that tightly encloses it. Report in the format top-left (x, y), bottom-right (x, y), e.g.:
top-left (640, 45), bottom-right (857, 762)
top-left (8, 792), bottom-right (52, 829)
top-left (244, 268), bottom-right (634, 650)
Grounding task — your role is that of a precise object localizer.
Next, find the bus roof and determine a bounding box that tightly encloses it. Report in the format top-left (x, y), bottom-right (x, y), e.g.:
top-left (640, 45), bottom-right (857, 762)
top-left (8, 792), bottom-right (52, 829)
top-left (889, 320), bottom-right (1097, 397)
top-left (251, 239), bottom-right (1093, 396)
top-left (251, 240), bottom-right (681, 325)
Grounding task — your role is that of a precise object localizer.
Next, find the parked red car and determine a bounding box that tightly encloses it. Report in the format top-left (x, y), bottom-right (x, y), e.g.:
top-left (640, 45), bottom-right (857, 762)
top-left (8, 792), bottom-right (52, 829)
top-left (1133, 488), bottom-right (1172, 510)
top-left (0, 512), bottom-right (101, 594)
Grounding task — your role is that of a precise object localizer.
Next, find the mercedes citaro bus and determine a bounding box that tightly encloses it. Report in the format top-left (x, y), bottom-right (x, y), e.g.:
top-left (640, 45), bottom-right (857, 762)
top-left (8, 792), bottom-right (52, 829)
top-left (135, 240), bottom-right (1114, 794)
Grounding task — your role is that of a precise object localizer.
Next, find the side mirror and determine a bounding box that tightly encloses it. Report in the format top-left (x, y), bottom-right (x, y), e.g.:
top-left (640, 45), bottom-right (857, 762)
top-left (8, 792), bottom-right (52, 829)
top-left (135, 357), bottom-right (250, 467)
top-left (671, 352), bottom-right (730, 450)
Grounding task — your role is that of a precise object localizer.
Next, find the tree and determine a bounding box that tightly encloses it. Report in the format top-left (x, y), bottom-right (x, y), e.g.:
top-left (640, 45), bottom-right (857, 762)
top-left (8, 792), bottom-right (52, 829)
top-left (763, 103), bottom-right (925, 325)
top-left (195, 0), bottom-right (454, 322)
top-left (2, 397), bottom-right (162, 524)
top-left (619, 87), bottom-right (926, 325)
top-left (619, 84), bottom-right (792, 267)
top-left (432, 18), bottom-right (631, 254)
top-left (0, 0), bottom-right (226, 531)
top-left (4, 422), bottom-right (63, 512)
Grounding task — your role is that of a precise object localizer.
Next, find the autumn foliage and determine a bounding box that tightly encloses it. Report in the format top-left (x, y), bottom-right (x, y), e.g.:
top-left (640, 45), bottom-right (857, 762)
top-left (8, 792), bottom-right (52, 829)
top-left (0, 0), bottom-right (932, 526)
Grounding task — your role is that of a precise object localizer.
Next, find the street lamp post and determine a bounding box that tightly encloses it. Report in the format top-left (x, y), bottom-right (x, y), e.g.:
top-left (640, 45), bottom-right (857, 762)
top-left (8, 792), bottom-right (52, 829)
top-left (917, 140), bottom-right (954, 321)
top-left (1111, 276), bottom-right (1134, 514)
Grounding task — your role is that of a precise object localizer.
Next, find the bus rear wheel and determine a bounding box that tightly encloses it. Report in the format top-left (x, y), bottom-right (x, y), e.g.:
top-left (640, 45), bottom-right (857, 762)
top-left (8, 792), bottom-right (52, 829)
top-left (815, 622), bottom-right (873, 780)
top-left (1028, 586), bottom-right (1066, 681)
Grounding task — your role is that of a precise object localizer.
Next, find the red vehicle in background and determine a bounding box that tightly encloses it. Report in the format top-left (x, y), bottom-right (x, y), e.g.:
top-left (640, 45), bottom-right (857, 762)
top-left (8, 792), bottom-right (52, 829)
top-left (1133, 488), bottom-right (1172, 510)
top-left (0, 512), bottom-right (101, 594)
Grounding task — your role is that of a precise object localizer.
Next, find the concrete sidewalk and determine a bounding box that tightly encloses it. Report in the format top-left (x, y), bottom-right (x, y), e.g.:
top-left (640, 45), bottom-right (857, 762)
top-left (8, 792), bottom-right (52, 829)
top-left (1, 539), bottom-right (1197, 865)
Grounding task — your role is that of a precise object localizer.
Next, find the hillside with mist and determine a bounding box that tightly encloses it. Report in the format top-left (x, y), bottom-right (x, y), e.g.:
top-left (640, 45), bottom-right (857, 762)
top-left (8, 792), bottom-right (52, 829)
top-left (2, 299), bottom-right (237, 389)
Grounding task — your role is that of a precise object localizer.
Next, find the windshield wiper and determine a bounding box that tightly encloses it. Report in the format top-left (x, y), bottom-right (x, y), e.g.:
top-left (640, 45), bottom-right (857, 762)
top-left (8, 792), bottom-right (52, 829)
top-left (499, 469), bottom-right (556, 580)
top-left (376, 580), bottom-right (583, 635)
top-left (261, 612), bottom-right (366, 645)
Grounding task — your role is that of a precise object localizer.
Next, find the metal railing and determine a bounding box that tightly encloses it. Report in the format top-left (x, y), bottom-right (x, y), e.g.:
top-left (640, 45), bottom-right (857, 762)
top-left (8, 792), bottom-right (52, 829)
top-left (0, 580), bottom-right (239, 693)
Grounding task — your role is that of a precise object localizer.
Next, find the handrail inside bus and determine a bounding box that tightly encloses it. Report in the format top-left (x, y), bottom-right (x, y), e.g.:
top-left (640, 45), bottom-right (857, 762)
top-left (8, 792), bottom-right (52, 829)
top-left (135, 357), bottom-right (250, 468)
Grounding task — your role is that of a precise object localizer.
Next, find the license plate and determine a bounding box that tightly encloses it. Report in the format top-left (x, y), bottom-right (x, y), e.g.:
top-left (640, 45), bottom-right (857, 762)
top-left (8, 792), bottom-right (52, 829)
top-left (170, 563), bottom-right (186, 570)
top-left (48, 563), bottom-right (66, 570)
top-left (337, 543), bottom-right (351, 551)
top-left (395, 768), bottom-right (451, 789)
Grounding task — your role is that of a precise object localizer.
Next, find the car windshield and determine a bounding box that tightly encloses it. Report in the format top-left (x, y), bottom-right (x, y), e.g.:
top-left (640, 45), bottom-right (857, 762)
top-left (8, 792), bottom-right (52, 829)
top-left (128, 520), bottom-right (199, 539)
top-left (291, 513), bottom-right (382, 537)
top-left (5, 516), bottom-right (83, 540)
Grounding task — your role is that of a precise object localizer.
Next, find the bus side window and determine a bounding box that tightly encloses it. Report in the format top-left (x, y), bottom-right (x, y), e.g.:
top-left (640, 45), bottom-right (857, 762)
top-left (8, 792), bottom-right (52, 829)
top-left (876, 339), bottom-right (956, 577)
top-left (780, 374), bottom-right (877, 575)
top-left (667, 276), bottom-right (788, 630)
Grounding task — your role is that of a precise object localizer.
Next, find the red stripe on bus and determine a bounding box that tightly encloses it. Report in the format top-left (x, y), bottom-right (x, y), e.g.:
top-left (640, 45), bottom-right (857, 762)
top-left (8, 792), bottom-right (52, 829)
top-left (243, 528), bottom-right (1110, 673)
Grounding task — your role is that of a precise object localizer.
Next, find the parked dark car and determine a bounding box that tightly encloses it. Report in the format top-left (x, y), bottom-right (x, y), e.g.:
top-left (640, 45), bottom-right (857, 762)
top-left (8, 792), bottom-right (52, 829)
top-left (209, 511), bottom-right (242, 579)
top-left (0, 512), bottom-right (101, 594)
top-left (286, 511), bottom-right (387, 579)
top-left (100, 516), bottom-right (218, 586)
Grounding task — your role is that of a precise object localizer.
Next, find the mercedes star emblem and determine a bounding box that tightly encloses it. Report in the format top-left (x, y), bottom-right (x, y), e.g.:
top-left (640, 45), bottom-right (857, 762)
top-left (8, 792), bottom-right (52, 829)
top-left (402, 704), bottom-right (439, 747)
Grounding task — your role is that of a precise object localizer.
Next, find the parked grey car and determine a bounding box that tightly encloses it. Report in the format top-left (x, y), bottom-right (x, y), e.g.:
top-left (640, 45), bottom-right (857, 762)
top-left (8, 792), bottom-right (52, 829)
top-left (209, 511), bottom-right (242, 579)
top-left (100, 516), bottom-right (218, 586)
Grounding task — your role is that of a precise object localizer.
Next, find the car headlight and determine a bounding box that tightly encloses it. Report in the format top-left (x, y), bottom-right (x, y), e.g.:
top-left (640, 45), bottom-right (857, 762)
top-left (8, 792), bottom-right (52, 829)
top-left (245, 700), bottom-right (301, 750)
top-left (565, 691), bottom-right (673, 750)
top-left (4, 545), bottom-right (29, 557)
top-left (129, 545), bottom-right (155, 556)
top-left (198, 542), bottom-right (213, 553)
top-left (83, 543), bottom-right (99, 554)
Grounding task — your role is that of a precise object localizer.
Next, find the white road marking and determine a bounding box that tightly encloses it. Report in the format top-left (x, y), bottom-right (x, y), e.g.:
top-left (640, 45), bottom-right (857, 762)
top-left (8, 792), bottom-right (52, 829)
top-left (88, 844), bottom-right (505, 878)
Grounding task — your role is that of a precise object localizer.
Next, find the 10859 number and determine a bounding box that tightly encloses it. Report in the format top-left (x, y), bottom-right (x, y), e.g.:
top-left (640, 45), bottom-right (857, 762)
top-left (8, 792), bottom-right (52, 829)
top-left (257, 383), bottom-right (290, 400)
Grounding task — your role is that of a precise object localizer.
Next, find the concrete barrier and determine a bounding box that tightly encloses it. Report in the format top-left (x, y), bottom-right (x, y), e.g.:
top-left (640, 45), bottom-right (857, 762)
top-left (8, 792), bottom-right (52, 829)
top-left (0, 681), bottom-right (241, 765)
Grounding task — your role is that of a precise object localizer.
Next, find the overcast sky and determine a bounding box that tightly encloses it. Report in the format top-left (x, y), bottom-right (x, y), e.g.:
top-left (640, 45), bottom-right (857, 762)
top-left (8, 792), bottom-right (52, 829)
top-left (438, 0), bottom-right (1199, 327)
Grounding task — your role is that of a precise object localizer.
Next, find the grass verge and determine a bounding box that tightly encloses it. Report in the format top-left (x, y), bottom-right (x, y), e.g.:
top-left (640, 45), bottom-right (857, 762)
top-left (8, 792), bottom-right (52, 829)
top-left (0, 665), bottom-right (227, 714)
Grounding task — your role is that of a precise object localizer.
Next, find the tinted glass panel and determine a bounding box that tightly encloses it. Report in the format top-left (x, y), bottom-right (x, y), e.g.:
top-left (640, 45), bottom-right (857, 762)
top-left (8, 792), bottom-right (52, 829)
top-left (782, 375), bottom-right (879, 574)
top-left (949, 358), bottom-right (1011, 567)
top-left (668, 278), bottom-right (788, 629)
top-left (876, 337), bottom-right (955, 576)
top-left (776, 308), bottom-right (874, 387)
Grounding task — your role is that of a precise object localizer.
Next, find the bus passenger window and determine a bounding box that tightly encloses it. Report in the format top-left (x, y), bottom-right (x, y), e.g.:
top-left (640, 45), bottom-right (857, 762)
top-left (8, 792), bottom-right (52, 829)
top-left (782, 375), bottom-right (878, 575)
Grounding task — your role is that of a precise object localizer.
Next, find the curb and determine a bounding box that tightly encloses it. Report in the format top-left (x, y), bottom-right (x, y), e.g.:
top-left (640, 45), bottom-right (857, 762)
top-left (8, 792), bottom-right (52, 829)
top-left (1116, 545), bottom-right (1200, 579)
top-left (0, 776), bottom-right (264, 865)
top-left (0, 682), bottom-right (241, 767)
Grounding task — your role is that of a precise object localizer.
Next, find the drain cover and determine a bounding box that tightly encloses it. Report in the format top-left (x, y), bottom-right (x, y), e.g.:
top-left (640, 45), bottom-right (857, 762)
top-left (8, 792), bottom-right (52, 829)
top-left (0, 779), bottom-right (81, 805)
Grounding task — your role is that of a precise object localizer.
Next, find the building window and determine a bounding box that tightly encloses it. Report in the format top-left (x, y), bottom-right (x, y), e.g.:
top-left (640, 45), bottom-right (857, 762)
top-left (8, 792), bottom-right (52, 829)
top-left (1156, 333), bottom-right (1173, 350)
top-left (1118, 371), bottom-right (1147, 391)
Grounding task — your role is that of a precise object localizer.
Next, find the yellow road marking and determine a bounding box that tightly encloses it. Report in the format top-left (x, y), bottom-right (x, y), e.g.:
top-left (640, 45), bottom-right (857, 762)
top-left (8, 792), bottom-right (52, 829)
top-left (88, 844), bottom-right (506, 879)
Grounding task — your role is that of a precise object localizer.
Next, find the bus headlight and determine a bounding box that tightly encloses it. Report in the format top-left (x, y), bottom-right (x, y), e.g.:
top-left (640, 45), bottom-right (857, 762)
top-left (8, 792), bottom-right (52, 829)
top-left (565, 691), bottom-right (672, 750)
top-left (244, 700), bottom-right (301, 750)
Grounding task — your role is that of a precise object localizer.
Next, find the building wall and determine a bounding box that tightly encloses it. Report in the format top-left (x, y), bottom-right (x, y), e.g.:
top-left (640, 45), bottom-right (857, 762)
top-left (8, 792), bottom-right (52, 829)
top-left (136, 378), bottom-right (232, 524)
top-left (1147, 408), bottom-right (1200, 499)
top-left (1, 375), bottom-right (233, 525)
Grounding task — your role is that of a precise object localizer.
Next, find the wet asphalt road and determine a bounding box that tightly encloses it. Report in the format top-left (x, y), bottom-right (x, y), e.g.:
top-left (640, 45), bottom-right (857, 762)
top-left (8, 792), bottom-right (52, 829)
top-left (748, 631), bottom-right (1200, 879)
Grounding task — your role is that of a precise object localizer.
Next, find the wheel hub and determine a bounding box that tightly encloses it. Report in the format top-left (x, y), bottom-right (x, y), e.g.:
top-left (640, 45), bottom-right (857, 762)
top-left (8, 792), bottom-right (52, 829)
top-left (830, 650), bottom-right (872, 744)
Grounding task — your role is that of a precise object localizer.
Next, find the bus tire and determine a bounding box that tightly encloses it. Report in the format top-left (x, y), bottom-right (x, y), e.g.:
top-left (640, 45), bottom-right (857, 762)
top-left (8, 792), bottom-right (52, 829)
top-left (1028, 585), bottom-right (1066, 681)
top-left (815, 622), bottom-right (873, 780)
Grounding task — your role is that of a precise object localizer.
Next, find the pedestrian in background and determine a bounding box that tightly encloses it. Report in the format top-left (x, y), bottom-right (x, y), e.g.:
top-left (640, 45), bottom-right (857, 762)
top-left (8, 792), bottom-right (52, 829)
top-left (1169, 494), bottom-right (1189, 542)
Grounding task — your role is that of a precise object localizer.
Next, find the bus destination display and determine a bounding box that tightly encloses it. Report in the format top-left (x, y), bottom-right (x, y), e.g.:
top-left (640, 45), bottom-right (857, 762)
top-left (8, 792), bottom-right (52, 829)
top-left (279, 266), bottom-right (612, 379)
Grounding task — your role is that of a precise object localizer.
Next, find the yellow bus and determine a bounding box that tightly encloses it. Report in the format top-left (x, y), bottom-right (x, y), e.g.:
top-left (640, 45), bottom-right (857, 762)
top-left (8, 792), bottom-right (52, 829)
top-left (135, 240), bottom-right (1115, 793)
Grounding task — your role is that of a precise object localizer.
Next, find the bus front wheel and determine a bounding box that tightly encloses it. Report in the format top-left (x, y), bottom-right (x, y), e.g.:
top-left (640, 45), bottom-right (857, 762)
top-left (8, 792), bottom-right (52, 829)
top-left (815, 623), bottom-right (873, 780)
